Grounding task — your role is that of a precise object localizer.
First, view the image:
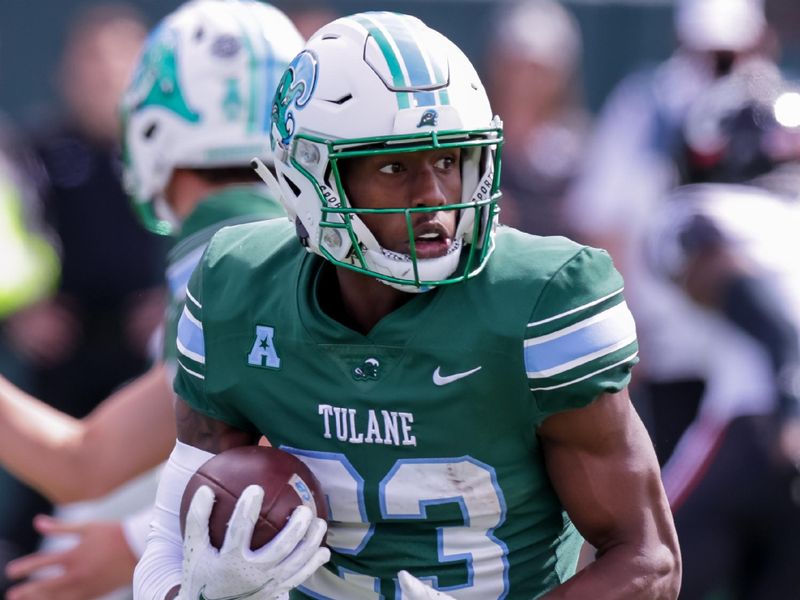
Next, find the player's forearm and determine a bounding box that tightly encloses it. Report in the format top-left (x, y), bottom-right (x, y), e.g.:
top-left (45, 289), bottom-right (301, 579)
top-left (541, 541), bottom-right (680, 599)
top-left (0, 365), bottom-right (175, 503)
top-left (75, 363), bottom-right (177, 498)
top-left (133, 441), bottom-right (214, 600)
top-left (0, 375), bottom-right (86, 502)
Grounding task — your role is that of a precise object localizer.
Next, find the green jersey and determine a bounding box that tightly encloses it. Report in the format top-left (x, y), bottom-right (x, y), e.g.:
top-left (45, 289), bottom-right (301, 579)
top-left (162, 184), bottom-right (284, 367)
top-left (175, 222), bottom-right (638, 599)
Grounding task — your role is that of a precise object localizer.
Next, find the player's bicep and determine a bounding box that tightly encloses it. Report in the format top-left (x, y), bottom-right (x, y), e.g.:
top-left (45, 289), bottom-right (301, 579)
top-left (538, 389), bottom-right (672, 553)
top-left (175, 396), bottom-right (257, 453)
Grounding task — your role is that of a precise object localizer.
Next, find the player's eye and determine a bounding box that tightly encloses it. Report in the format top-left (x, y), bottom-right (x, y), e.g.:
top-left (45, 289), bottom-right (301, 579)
top-left (434, 154), bottom-right (458, 170)
top-left (378, 162), bottom-right (404, 174)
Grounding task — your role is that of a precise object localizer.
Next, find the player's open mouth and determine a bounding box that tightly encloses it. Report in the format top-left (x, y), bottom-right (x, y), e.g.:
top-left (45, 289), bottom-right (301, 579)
top-left (410, 222), bottom-right (454, 259)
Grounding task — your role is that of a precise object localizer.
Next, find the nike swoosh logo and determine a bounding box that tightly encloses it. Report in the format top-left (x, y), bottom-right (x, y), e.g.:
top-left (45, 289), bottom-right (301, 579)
top-left (432, 365), bottom-right (482, 386)
top-left (199, 581), bottom-right (270, 600)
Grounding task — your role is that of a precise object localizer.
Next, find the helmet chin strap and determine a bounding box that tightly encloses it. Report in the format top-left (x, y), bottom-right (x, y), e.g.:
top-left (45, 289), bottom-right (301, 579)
top-left (363, 239), bottom-right (464, 294)
top-left (252, 157), bottom-right (285, 208)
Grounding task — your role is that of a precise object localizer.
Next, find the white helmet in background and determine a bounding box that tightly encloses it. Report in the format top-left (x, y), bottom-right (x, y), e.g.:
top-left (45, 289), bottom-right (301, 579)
top-left (265, 12), bottom-right (503, 292)
top-left (121, 0), bottom-right (304, 234)
top-left (675, 0), bottom-right (766, 53)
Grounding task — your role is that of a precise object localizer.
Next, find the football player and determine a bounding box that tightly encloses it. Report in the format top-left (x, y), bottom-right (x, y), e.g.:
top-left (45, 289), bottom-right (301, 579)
top-left (134, 12), bottom-right (681, 600)
top-left (644, 70), bottom-right (800, 598)
top-left (0, 1), bottom-right (303, 598)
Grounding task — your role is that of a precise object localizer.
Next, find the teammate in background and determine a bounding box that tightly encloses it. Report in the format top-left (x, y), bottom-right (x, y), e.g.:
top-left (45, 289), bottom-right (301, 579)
top-left (484, 0), bottom-right (589, 237)
top-left (644, 69), bottom-right (800, 599)
top-left (0, 2), bottom-right (303, 598)
top-left (565, 0), bottom-right (775, 463)
top-left (134, 13), bottom-right (680, 600)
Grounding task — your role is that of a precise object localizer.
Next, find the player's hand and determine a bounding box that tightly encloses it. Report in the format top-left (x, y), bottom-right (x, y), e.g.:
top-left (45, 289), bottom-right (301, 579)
top-left (397, 570), bottom-right (457, 600)
top-left (177, 485), bottom-right (329, 600)
top-left (4, 515), bottom-right (137, 600)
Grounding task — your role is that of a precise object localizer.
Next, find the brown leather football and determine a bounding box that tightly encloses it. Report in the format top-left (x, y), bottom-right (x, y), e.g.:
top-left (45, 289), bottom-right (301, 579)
top-left (179, 446), bottom-right (327, 550)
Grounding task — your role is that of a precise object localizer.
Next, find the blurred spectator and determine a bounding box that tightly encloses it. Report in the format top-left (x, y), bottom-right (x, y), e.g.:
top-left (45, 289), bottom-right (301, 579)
top-left (565, 0), bottom-right (774, 463)
top-left (0, 4), bottom-right (168, 590)
top-left (485, 0), bottom-right (589, 236)
top-left (282, 0), bottom-right (339, 39)
top-left (0, 124), bottom-right (58, 324)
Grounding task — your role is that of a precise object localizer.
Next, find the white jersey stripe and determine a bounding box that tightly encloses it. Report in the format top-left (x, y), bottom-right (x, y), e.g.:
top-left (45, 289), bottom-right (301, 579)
top-left (530, 352), bottom-right (638, 392)
top-left (526, 287), bottom-right (623, 328)
top-left (185, 288), bottom-right (202, 310)
top-left (177, 359), bottom-right (205, 380)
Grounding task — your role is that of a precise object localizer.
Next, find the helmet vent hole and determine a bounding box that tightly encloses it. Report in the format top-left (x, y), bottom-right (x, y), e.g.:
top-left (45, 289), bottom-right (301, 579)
top-left (282, 174), bottom-right (302, 198)
top-left (194, 27), bottom-right (204, 41)
top-left (331, 94), bottom-right (352, 106)
top-left (321, 34), bottom-right (339, 41)
top-left (144, 122), bottom-right (158, 140)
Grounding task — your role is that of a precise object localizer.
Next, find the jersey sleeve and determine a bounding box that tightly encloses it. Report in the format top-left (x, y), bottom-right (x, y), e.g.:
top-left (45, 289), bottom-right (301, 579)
top-left (173, 262), bottom-right (208, 405)
top-left (525, 246), bottom-right (639, 420)
top-left (172, 241), bottom-right (256, 432)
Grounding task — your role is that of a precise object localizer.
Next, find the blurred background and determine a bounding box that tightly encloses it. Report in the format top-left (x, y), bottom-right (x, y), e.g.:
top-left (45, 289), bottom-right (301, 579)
top-left (3, 1), bottom-right (800, 599)
top-left (2, 0), bottom-right (800, 121)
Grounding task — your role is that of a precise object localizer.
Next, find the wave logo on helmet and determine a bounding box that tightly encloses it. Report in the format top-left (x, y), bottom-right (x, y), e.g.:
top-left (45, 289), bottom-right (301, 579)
top-left (271, 50), bottom-right (318, 149)
top-left (125, 25), bottom-right (200, 123)
top-left (417, 109), bottom-right (438, 128)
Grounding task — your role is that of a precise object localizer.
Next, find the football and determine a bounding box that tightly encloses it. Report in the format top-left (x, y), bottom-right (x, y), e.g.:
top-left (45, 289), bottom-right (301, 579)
top-left (179, 445), bottom-right (327, 550)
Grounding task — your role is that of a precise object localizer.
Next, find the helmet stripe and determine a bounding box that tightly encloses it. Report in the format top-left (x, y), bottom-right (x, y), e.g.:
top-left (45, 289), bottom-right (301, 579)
top-left (381, 13), bottom-right (437, 107)
top-left (225, 5), bottom-right (261, 134)
top-left (355, 12), bottom-right (451, 109)
top-left (353, 14), bottom-right (411, 109)
top-left (385, 12), bottom-right (450, 107)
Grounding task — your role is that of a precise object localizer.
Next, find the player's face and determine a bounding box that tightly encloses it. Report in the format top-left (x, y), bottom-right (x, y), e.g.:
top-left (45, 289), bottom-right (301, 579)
top-left (341, 148), bottom-right (462, 259)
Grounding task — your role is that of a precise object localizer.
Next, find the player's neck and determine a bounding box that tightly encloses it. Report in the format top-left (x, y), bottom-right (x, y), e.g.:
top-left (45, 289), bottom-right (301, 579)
top-left (321, 264), bottom-right (411, 335)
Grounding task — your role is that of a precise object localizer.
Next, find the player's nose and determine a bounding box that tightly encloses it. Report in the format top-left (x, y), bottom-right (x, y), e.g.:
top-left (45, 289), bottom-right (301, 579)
top-left (410, 163), bottom-right (447, 208)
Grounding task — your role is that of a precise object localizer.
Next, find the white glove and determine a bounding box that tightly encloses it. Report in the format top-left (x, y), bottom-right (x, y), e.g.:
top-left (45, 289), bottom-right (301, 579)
top-left (398, 570), bottom-right (457, 600)
top-left (178, 484), bottom-right (329, 600)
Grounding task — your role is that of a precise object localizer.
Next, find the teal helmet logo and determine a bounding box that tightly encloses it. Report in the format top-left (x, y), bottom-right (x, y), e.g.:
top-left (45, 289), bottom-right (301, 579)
top-left (417, 109), bottom-right (438, 128)
top-left (271, 50), bottom-right (318, 149)
top-left (126, 25), bottom-right (200, 123)
top-left (353, 358), bottom-right (380, 381)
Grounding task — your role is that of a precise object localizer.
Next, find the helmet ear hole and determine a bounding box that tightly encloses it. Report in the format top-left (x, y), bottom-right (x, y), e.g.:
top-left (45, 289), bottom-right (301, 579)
top-left (282, 174), bottom-right (302, 198)
top-left (194, 26), bottom-right (204, 42)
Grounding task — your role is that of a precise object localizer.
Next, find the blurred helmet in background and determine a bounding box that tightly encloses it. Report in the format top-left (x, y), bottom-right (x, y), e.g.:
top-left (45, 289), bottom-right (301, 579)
top-left (120, 0), bottom-right (304, 234)
top-left (675, 0), bottom-right (767, 54)
top-left (678, 59), bottom-right (800, 192)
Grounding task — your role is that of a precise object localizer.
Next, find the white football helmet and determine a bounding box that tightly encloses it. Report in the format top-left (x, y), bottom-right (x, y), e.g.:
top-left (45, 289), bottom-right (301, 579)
top-left (120, 0), bottom-right (304, 234)
top-left (264, 12), bottom-right (503, 292)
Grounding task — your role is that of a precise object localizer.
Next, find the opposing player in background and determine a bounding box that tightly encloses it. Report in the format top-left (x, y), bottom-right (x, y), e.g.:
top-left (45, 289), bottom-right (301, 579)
top-left (644, 69), bottom-right (800, 599)
top-left (566, 0), bottom-right (776, 463)
top-left (0, 1), bottom-right (304, 598)
top-left (134, 12), bottom-right (680, 600)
